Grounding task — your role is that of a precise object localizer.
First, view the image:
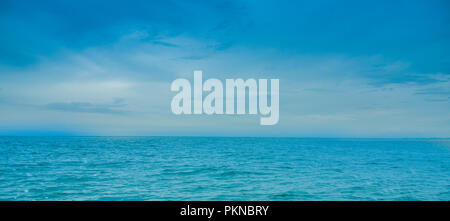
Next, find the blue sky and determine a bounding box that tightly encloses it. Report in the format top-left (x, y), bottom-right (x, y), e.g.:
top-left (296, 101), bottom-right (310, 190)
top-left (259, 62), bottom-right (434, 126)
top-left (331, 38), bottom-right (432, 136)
top-left (0, 0), bottom-right (449, 137)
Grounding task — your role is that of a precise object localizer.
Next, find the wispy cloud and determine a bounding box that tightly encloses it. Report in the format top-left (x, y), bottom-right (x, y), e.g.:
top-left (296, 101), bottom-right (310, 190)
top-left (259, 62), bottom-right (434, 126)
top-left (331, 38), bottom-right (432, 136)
top-left (45, 98), bottom-right (127, 114)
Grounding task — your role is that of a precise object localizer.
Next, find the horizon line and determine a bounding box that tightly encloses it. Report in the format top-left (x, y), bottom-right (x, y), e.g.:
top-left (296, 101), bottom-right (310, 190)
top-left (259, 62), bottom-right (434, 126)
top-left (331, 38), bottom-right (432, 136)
top-left (0, 135), bottom-right (449, 139)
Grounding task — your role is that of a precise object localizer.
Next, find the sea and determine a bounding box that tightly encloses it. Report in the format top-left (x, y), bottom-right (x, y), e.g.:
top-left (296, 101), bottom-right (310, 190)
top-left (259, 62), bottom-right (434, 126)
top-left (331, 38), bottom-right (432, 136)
top-left (0, 136), bottom-right (449, 200)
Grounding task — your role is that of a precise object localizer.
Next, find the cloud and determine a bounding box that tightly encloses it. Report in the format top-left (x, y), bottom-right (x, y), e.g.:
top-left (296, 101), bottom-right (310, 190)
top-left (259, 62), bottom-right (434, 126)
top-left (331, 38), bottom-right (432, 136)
top-left (1, 38), bottom-right (449, 137)
top-left (0, 0), bottom-right (248, 67)
top-left (151, 40), bottom-right (180, 48)
top-left (45, 99), bottom-right (127, 114)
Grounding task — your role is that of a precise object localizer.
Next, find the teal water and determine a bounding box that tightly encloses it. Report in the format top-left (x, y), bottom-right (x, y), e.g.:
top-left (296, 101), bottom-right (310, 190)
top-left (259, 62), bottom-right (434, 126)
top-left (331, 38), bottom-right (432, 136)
top-left (0, 137), bottom-right (449, 200)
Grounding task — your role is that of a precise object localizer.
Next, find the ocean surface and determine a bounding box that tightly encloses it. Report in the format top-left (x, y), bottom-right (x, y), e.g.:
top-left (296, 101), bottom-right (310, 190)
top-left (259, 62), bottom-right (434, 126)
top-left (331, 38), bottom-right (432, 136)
top-left (0, 136), bottom-right (449, 201)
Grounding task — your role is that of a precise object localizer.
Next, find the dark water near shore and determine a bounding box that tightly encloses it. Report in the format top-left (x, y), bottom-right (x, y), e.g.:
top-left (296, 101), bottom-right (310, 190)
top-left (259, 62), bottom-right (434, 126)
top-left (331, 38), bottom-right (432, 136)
top-left (0, 137), bottom-right (449, 200)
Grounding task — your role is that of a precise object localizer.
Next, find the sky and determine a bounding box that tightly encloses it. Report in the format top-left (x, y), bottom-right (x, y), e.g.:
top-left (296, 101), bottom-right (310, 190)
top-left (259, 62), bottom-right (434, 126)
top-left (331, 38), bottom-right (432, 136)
top-left (0, 0), bottom-right (449, 137)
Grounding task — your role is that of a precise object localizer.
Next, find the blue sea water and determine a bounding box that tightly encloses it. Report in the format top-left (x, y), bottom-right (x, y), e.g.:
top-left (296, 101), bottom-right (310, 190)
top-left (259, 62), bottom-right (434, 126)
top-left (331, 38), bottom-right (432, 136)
top-left (0, 136), bottom-right (449, 201)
